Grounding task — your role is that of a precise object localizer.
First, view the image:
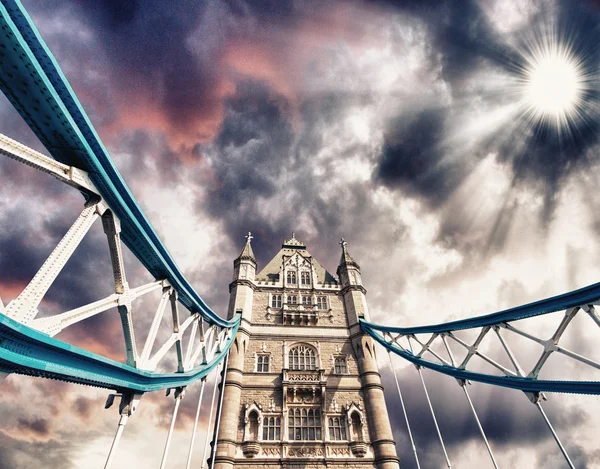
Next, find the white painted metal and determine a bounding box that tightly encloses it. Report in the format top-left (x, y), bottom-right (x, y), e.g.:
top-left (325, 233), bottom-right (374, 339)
top-left (104, 392), bottom-right (143, 469)
top-left (201, 366), bottom-right (221, 469)
top-left (6, 203), bottom-right (104, 323)
top-left (184, 316), bottom-right (200, 370)
top-left (460, 382), bottom-right (499, 469)
top-left (493, 326), bottom-right (525, 376)
top-left (31, 293), bottom-right (120, 335)
top-left (408, 339), bottom-right (451, 468)
top-left (527, 394), bottom-right (575, 469)
top-left (585, 305), bottom-right (600, 328)
top-left (139, 288), bottom-right (172, 369)
top-left (210, 354), bottom-right (228, 469)
top-left (104, 414), bottom-right (129, 469)
top-left (147, 314), bottom-right (197, 370)
top-left (185, 378), bottom-right (207, 469)
top-left (0, 132), bottom-right (99, 196)
top-left (170, 291), bottom-right (185, 372)
top-left (388, 351), bottom-right (421, 469)
top-left (160, 389), bottom-right (184, 469)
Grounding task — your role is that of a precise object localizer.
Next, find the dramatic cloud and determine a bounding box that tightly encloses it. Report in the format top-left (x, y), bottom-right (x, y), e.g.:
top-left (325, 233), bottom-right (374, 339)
top-left (2, 0), bottom-right (600, 467)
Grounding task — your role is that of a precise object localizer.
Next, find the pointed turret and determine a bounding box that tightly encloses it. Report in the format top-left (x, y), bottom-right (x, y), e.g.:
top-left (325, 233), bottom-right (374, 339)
top-left (337, 237), bottom-right (362, 287)
top-left (230, 233), bottom-right (257, 321)
top-left (233, 232), bottom-right (257, 282)
top-left (236, 231), bottom-right (256, 263)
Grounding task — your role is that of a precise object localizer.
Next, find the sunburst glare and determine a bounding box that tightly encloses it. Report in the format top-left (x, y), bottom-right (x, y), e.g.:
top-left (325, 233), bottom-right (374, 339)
top-left (514, 21), bottom-right (597, 137)
top-left (525, 51), bottom-right (583, 119)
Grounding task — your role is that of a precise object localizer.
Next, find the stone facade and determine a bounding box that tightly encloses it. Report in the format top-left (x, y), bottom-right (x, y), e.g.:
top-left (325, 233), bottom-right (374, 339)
top-left (213, 233), bottom-right (399, 469)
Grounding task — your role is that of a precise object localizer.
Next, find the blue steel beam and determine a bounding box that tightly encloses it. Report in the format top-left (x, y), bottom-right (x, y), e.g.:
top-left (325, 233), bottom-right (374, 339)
top-left (362, 321), bottom-right (600, 395)
top-left (363, 281), bottom-right (600, 335)
top-left (0, 0), bottom-right (236, 329)
top-left (0, 311), bottom-right (240, 392)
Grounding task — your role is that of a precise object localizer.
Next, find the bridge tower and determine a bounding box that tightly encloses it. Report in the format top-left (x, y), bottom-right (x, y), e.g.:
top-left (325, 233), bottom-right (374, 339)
top-left (213, 233), bottom-right (400, 469)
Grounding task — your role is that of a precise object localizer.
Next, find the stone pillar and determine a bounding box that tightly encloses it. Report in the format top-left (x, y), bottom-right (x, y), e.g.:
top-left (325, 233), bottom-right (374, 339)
top-left (339, 238), bottom-right (399, 469)
top-left (213, 329), bottom-right (249, 469)
top-left (352, 333), bottom-right (400, 469)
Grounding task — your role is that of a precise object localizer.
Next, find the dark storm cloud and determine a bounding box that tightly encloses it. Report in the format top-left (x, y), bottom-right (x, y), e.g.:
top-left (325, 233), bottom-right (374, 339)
top-left (377, 108), bottom-right (471, 207)
top-left (16, 417), bottom-right (51, 437)
top-left (202, 80), bottom-right (296, 260)
top-left (372, 0), bottom-right (600, 241)
top-left (370, 0), bottom-right (521, 83)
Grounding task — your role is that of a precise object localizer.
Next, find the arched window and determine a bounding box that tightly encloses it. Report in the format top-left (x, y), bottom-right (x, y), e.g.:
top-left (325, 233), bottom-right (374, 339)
top-left (262, 416), bottom-right (281, 440)
top-left (334, 357), bottom-right (347, 374)
top-left (287, 271), bottom-right (296, 285)
top-left (248, 411), bottom-right (259, 441)
top-left (288, 408), bottom-right (321, 440)
top-left (328, 416), bottom-right (347, 441)
top-left (300, 271), bottom-right (310, 285)
top-left (288, 344), bottom-right (317, 370)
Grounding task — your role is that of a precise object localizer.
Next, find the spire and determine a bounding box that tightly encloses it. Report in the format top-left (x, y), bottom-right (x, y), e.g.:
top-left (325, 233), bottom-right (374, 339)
top-left (338, 237), bottom-right (360, 270)
top-left (236, 231), bottom-right (256, 262)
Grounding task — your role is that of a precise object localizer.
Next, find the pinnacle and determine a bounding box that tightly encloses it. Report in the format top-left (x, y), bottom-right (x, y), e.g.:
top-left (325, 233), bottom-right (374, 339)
top-left (236, 231), bottom-right (256, 262)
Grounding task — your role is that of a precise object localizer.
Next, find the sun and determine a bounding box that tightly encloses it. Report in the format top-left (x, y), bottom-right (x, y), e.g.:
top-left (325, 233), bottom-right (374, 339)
top-left (525, 53), bottom-right (583, 119)
top-left (517, 31), bottom-right (590, 132)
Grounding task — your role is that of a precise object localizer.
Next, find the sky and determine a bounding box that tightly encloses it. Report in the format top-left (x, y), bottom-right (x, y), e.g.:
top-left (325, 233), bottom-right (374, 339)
top-left (1, 0), bottom-right (600, 467)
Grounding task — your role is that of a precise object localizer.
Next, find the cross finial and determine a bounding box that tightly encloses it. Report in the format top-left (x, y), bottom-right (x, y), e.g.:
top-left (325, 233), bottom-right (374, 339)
top-left (339, 237), bottom-right (347, 249)
top-left (245, 231), bottom-right (253, 242)
top-left (291, 231), bottom-right (296, 240)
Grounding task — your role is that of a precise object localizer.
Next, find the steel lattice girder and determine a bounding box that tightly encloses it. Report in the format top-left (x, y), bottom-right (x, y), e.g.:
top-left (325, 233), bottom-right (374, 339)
top-left (361, 280), bottom-right (600, 395)
top-left (0, 311), bottom-right (240, 392)
top-left (0, 0), bottom-right (236, 329)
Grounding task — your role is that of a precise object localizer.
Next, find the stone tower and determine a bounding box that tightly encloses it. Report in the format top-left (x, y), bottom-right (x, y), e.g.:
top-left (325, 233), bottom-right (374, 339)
top-left (213, 233), bottom-right (399, 469)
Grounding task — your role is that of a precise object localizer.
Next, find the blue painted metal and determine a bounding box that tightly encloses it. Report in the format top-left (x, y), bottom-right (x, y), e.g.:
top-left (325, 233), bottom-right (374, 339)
top-left (0, 311), bottom-right (240, 392)
top-left (361, 280), bottom-right (600, 394)
top-left (0, 0), bottom-right (237, 329)
top-left (362, 321), bottom-right (600, 394)
top-left (363, 281), bottom-right (600, 335)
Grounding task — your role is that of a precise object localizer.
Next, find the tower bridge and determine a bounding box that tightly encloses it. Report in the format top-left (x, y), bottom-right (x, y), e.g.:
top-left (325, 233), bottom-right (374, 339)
top-left (0, 1), bottom-right (599, 468)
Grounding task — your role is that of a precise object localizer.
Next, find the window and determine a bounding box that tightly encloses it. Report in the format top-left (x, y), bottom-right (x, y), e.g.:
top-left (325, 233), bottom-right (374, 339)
top-left (289, 345), bottom-right (316, 370)
top-left (334, 357), bottom-right (347, 374)
top-left (302, 296), bottom-right (312, 305)
top-left (271, 295), bottom-right (282, 308)
top-left (301, 271), bottom-right (310, 285)
top-left (316, 296), bottom-right (327, 310)
top-left (328, 417), bottom-right (347, 441)
top-left (288, 408), bottom-right (321, 440)
top-left (287, 271), bottom-right (296, 285)
top-left (288, 295), bottom-right (297, 305)
top-left (257, 355), bottom-right (270, 372)
top-left (263, 416), bottom-right (281, 440)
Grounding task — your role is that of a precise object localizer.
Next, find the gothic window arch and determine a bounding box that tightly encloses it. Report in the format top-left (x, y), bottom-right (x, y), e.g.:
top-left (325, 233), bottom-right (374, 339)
top-left (243, 403), bottom-right (263, 442)
top-left (287, 271), bottom-right (296, 285)
top-left (300, 271), bottom-right (310, 285)
top-left (334, 356), bottom-right (347, 374)
top-left (288, 344), bottom-right (317, 370)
